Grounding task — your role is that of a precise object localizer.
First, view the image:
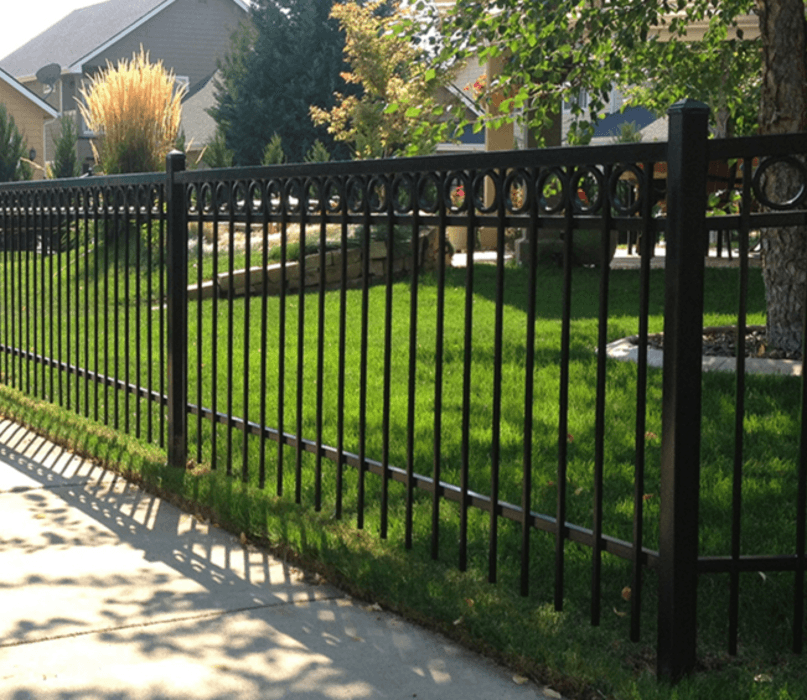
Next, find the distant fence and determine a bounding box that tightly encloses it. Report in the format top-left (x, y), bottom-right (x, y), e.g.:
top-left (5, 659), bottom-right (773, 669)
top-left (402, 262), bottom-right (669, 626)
top-left (1, 100), bottom-right (806, 681)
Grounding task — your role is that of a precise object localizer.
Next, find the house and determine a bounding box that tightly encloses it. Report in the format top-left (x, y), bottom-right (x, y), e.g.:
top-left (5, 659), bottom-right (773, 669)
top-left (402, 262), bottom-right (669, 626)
top-left (0, 0), bottom-right (249, 171)
top-left (0, 67), bottom-right (59, 179)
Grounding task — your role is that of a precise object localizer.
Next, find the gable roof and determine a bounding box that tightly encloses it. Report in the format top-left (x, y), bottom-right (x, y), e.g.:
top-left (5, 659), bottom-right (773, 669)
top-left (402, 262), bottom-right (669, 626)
top-left (0, 66), bottom-right (59, 118)
top-left (0, 0), bottom-right (249, 80)
top-left (180, 71), bottom-right (219, 150)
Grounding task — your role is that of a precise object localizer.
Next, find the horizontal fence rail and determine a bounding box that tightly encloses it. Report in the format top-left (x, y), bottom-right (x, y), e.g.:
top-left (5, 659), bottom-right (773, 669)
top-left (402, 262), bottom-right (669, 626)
top-left (1, 101), bottom-right (807, 682)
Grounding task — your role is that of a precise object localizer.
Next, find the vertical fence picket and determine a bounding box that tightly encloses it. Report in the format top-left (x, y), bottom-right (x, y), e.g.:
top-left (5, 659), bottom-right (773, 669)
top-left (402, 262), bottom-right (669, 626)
top-left (242, 186), bottom-right (252, 483)
top-left (277, 209), bottom-right (287, 497)
top-left (195, 186), bottom-right (204, 463)
top-left (145, 188), bottom-right (153, 440)
top-left (2, 198), bottom-right (7, 386)
top-left (166, 150), bottom-right (188, 468)
top-left (86, 194), bottom-right (92, 419)
top-left (37, 193), bottom-right (45, 399)
top-left (459, 172), bottom-right (475, 572)
top-left (225, 182), bottom-right (235, 476)
top-left (259, 197), bottom-right (270, 490)
top-left (405, 188), bottom-right (420, 551)
top-left (335, 192), bottom-right (348, 518)
top-left (93, 192), bottom-right (100, 423)
top-left (295, 193), bottom-right (306, 505)
top-left (591, 164), bottom-right (614, 626)
top-left (381, 182), bottom-right (394, 538)
top-left (357, 182), bottom-right (371, 529)
top-left (124, 191), bottom-right (131, 431)
top-left (103, 190), bottom-right (109, 425)
top-left (314, 188), bottom-right (327, 512)
top-left (729, 155), bottom-right (753, 655)
top-left (555, 171), bottom-right (574, 611)
top-left (630, 160), bottom-right (656, 642)
top-left (489, 172), bottom-right (506, 585)
top-left (431, 180), bottom-right (447, 560)
top-left (74, 192), bottom-right (81, 415)
top-left (520, 172), bottom-right (539, 597)
top-left (210, 189), bottom-right (219, 468)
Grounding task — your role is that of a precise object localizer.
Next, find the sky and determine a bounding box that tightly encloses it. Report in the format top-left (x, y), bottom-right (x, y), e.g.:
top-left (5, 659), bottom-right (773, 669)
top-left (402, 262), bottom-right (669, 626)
top-left (0, 0), bottom-right (111, 60)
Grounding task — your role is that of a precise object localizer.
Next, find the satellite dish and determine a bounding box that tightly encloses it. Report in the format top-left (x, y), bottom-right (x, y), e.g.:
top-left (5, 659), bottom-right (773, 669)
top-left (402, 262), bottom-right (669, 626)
top-left (35, 63), bottom-right (61, 95)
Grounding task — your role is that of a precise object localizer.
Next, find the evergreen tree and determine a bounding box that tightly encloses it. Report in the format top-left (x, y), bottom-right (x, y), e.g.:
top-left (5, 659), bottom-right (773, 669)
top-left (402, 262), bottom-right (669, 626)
top-left (210, 0), bottom-right (350, 165)
top-left (0, 104), bottom-right (31, 182)
top-left (51, 116), bottom-right (80, 179)
top-left (201, 128), bottom-right (234, 169)
top-left (262, 133), bottom-right (286, 165)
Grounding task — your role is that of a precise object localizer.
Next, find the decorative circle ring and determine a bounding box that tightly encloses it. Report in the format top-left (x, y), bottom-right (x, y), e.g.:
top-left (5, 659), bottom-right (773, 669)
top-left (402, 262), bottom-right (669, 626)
top-left (752, 156), bottom-right (807, 211)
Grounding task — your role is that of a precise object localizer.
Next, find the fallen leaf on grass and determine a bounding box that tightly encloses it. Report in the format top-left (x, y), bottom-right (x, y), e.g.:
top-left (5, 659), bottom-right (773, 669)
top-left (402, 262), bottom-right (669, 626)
top-left (613, 606), bottom-right (627, 617)
top-left (621, 586), bottom-right (632, 601)
top-left (453, 616), bottom-right (464, 626)
top-left (754, 673), bottom-right (773, 683)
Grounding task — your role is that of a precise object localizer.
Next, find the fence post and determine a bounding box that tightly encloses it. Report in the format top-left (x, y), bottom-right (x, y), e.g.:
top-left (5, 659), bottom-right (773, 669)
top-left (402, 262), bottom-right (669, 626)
top-left (657, 99), bottom-right (710, 682)
top-left (166, 150), bottom-right (188, 468)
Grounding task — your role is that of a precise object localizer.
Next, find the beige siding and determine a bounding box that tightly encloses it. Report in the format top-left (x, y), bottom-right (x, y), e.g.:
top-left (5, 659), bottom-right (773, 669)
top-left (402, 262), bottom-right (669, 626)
top-left (0, 83), bottom-right (53, 179)
top-left (86, 0), bottom-right (248, 88)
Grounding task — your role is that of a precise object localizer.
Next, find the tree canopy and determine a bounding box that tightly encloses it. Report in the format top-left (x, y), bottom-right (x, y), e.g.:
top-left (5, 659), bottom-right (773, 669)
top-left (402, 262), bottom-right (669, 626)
top-left (210, 0), bottom-right (352, 164)
top-left (413, 0), bottom-right (760, 139)
top-left (311, 0), bottom-right (456, 159)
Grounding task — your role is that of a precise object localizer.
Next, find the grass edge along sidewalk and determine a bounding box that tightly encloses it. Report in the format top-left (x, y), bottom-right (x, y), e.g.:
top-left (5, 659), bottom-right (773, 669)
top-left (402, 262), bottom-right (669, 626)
top-left (0, 383), bottom-right (804, 700)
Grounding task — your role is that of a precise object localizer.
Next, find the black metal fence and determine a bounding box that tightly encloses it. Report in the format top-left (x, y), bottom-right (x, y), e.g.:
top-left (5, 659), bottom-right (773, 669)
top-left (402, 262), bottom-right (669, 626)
top-left (1, 100), bottom-right (806, 681)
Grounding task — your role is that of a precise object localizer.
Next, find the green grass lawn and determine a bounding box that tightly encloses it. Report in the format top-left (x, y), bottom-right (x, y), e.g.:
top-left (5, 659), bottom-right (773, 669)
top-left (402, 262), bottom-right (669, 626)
top-left (0, 240), bottom-right (804, 700)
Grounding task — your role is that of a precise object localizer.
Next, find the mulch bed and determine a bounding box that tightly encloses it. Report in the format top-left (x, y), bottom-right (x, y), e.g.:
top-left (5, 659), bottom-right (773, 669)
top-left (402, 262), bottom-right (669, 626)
top-left (641, 325), bottom-right (802, 361)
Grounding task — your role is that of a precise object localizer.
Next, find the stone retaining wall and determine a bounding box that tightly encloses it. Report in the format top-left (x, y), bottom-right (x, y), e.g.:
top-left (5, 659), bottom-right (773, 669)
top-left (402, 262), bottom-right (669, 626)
top-left (188, 229), bottom-right (447, 300)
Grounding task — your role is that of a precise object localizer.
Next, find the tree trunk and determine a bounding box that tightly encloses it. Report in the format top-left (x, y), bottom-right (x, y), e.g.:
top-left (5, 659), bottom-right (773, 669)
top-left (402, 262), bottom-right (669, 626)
top-left (757, 0), bottom-right (807, 353)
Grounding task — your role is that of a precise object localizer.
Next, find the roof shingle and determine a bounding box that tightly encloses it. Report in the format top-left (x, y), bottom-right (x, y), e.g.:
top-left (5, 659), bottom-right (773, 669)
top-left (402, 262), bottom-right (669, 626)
top-left (0, 0), bottom-right (171, 78)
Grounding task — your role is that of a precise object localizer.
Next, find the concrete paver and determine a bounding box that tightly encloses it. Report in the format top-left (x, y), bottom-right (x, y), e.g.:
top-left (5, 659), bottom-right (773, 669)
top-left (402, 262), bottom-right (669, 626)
top-left (0, 420), bottom-right (557, 700)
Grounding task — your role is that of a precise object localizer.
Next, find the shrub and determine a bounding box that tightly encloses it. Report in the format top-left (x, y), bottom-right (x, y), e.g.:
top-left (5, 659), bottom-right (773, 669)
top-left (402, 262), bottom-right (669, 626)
top-left (77, 46), bottom-right (186, 174)
top-left (0, 104), bottom-right (31, 182)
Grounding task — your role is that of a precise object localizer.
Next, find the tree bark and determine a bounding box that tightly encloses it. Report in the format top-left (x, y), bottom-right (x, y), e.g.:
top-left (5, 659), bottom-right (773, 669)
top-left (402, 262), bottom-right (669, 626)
top-left (757, 0), bottom-right (807, 353)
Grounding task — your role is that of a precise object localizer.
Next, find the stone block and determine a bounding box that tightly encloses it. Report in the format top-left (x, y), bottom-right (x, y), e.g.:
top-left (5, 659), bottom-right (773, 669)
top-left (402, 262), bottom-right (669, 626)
top-left (187, 279), bottom-right (218, 301)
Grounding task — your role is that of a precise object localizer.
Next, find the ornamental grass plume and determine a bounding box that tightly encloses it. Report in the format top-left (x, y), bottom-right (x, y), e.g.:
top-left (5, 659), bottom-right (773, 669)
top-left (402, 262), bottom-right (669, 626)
top-left (78, 46), bottom-right (186, 174)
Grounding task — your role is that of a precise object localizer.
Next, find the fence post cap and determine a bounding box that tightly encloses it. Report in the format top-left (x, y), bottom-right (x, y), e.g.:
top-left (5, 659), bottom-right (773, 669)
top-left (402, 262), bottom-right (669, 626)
top-left (667, 99), bottom-right (710, 116)
top-left (166, 150), bottom-right (186, 171)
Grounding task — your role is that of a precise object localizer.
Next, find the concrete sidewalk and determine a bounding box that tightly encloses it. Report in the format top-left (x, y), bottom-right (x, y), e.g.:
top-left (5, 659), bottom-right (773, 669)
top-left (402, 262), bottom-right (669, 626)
top-left (0, 419), bottom-right (559, 700)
